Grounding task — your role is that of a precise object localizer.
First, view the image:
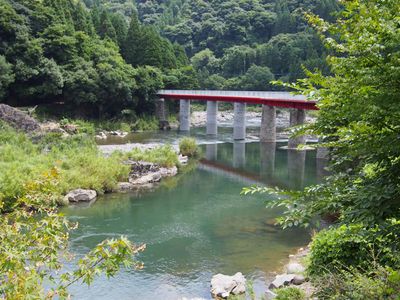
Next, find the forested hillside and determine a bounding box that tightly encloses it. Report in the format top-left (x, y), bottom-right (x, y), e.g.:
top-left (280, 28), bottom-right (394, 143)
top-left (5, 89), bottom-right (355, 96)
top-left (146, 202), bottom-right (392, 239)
top-left (87, 0), bottom-right (339, 90)
top-left (0, 0), bottom-right (339, 117)
top-left (0, 0), bottom-right (196, 117)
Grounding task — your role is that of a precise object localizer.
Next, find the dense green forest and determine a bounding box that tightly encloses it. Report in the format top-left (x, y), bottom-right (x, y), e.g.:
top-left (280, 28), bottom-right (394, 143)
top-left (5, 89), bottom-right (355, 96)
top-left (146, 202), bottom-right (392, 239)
top-left (85, 0), bottom-right (339, 89)
top-left (0, 0), bottom-right (339, 119)
top-left (0, 0), bottom-right (196, 118)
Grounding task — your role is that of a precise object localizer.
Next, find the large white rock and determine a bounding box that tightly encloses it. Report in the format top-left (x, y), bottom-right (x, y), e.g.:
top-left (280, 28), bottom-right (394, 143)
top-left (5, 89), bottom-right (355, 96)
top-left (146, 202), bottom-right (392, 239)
top-left (286, 263), bottom-right (305, 274)
top-left (210, 272), bottom-right (246, 298)
top-left (64, 189), bottom-right (97, 203)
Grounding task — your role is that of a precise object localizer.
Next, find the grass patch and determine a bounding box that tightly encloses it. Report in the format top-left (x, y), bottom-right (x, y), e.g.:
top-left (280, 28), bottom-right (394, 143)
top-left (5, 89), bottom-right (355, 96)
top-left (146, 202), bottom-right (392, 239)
top-left (116, 145), bottom-right (179, 168)
top-left (179, 137), bottom-right (198, 157)
top-left (275, 287), bottom-right (305, 300)
top-left (0, 124), bottom-right (130, 211)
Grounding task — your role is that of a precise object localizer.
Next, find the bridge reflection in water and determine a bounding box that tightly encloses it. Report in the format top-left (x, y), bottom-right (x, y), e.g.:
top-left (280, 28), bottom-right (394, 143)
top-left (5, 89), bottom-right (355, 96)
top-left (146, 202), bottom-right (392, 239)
top-left (200, 142), bottom-right (327, 190)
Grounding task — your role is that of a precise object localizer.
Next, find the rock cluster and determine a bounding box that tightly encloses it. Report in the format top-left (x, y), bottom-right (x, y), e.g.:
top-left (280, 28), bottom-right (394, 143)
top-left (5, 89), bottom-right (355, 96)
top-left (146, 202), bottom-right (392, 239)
top-left (267, 247), bottom-right (312, 299)
top-left (117, 161), bottom-right (178, 190)
top-left (0, 104), bottom-right (41, 133)
top-left (210, 272), bottom-right (246, 299)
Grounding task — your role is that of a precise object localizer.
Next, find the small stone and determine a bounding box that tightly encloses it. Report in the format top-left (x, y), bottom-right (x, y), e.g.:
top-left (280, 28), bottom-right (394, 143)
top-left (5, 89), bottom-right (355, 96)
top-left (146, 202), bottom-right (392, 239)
top-left (292, 275), bottom-right (306, 285)
top-left (286, 263), bottom-right (305, 274)
top-left (64, 189), bottom-right (97, 203)
top-left (269, 274), bottom-right (295, 289)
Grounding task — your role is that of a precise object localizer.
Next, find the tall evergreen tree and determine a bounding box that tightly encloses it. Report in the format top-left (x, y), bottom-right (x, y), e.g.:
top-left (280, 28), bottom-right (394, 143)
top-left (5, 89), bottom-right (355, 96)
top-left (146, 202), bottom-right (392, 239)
top-left (98, 10), bottom-right (117, 42)
top-left (122, 13), bottom-right (142, 66)
top-left (110, 13), bottom-right (128, 48)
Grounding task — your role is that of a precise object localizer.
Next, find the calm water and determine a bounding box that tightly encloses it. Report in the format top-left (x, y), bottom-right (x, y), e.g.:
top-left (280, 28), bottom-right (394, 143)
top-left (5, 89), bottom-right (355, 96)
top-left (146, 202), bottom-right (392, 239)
top-left (64, 128), bottom-right (325, 299)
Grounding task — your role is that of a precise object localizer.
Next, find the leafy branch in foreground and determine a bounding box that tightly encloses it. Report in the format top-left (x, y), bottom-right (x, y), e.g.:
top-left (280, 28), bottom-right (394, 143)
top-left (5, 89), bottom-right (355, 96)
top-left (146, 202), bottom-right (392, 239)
top-left (0, 170), bottom-right (145, 299)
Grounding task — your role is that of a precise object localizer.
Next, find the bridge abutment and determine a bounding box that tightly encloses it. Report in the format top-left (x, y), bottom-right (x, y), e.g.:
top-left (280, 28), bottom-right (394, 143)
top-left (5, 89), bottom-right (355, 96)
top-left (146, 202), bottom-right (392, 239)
top-left (260, 105), bottom-right (276, 142)
top-left (179, 99), bottom-right (191, 132)
top-left (206, 101), bottom-right (218, 135)
top-left (233, 103), bottom-right (246, 140)
top-left (288, 109), bottom-right (306, 149)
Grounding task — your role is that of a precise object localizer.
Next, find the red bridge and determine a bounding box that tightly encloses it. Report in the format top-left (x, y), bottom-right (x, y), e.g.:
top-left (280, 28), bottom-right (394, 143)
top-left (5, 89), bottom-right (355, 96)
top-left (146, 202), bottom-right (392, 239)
top-left (156, 90), bottom-right (318, 148)
top-left (157, 90), bottom-right (317, 110)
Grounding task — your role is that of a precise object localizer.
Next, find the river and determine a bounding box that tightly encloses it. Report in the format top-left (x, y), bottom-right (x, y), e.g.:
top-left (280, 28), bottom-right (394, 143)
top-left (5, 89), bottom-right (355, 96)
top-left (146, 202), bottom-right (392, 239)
top-left (63, 126), bottom-right (326, 299)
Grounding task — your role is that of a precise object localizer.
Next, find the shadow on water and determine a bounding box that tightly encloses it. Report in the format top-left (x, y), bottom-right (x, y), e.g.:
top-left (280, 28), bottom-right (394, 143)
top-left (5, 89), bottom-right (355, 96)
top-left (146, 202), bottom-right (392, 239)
top-left (64, 130), bottom-right (327, 300)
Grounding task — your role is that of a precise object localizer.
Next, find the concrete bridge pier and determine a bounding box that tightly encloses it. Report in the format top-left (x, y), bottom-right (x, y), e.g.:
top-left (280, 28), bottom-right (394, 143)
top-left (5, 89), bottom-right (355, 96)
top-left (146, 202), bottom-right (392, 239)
top-left (260, 105), bottom-right (276, 142)
top-left (233, 141), bottom-right (246, 168)
top-left (288, 109), bottom-right (306, 149)
top-left (233, 103), bottom-right (246, 140)
top-left (206, 101), bottom-right (218, 135)
top-left (179, 99), bottom-right (191, 132)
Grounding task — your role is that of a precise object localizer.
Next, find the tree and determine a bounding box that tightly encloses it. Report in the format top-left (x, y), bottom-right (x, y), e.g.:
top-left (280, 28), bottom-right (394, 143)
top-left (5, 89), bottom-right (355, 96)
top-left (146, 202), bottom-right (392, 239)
top-left (246, 0), bottom-right (400, 227)
top-left (98, 10), bottom-right (117, 42)
top-left (239, 65), bottom-right (275, 91)
top-left (0, 55), bottom-right (14, 100)
top-left (122, 14), bottom-right (142, 66)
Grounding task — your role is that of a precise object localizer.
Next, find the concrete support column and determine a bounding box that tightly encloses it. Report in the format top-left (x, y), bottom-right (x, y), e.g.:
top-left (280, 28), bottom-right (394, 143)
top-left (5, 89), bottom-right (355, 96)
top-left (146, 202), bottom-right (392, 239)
top-left (260, 105), bottom-right (276, 142)
top-left (155, 98), bottom-right (166, 122)
top-left (233, 102), bottom-right (246, 140)
top-left (179, 99), bottom-right (191, 132)
top-left (233, 141), bottom-right (246, 168)
top-left (288, 109), bottom-right (306, 149)
top-left (206, 101), bottom-right (218, 135)
top-left (260, 142), bottom-right (276, 179)
top-left (206, 144), bottom-right (218, 161)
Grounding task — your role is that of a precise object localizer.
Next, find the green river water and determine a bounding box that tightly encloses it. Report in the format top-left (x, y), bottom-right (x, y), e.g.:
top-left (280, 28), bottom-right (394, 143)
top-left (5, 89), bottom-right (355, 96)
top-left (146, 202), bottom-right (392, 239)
top-left (64, 127), bottom-right (326, 299)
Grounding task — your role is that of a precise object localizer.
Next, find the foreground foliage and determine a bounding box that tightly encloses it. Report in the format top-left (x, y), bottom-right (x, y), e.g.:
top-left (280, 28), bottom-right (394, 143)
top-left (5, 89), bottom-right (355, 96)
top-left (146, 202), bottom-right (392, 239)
top-left (313, 266), bottom-right (400, 300)
top-left (308, 219), bottom-right (400, 276)
top-left (245, 0), bottom-right (400, 297)
top-left (0, 170), bottom-right (145, 299)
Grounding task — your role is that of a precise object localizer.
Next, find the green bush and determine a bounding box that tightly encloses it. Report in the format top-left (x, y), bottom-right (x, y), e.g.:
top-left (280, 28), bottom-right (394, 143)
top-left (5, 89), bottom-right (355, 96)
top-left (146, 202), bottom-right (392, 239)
top-left (132, 116), bottom-right (159, 131)
top-left (309, 220), bottom-right (400, 276)
top-left (313, 266), bottom-right (400, 300)
top-left (179, 137), bottom-right (198, 157)
top-left (275, 287), bottom-right (305, 300)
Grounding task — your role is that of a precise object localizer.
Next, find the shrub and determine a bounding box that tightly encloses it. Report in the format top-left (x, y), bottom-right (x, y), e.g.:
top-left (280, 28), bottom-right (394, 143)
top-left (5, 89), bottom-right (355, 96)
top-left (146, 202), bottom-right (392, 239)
top-left (179, 137), bottom-right (198, 157)
top-left (275, 287), bottom-right (305, 300)
top-left (313, 266), bottom-right (400, 300)
top-left (132, 116), bottom-right (159, 131)
top-left (308, 220), bottom-right (400, 276)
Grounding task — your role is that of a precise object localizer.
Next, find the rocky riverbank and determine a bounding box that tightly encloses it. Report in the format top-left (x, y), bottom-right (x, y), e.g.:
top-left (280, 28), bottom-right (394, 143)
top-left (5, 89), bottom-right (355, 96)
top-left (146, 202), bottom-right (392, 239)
top-left (266, 246), bottom-right (315, 299)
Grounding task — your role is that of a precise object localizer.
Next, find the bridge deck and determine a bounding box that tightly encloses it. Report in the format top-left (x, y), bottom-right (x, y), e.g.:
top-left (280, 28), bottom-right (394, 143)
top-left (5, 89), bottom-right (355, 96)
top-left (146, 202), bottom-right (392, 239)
top-left (158, 90), bottom-right (318, 110)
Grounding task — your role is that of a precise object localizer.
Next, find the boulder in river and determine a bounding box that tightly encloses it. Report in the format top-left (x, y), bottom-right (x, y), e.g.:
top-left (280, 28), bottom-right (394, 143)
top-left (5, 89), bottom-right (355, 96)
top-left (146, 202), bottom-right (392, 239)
top-left (64, 189), bottom-right (97, 203)
top-left (210, 272), bottom-right (246, 298)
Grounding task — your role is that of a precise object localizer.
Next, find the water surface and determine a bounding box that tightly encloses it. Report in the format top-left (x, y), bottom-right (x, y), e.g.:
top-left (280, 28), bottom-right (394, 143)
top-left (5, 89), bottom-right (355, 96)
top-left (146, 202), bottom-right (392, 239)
top-left (64, 130), bottom-right (325, 299)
